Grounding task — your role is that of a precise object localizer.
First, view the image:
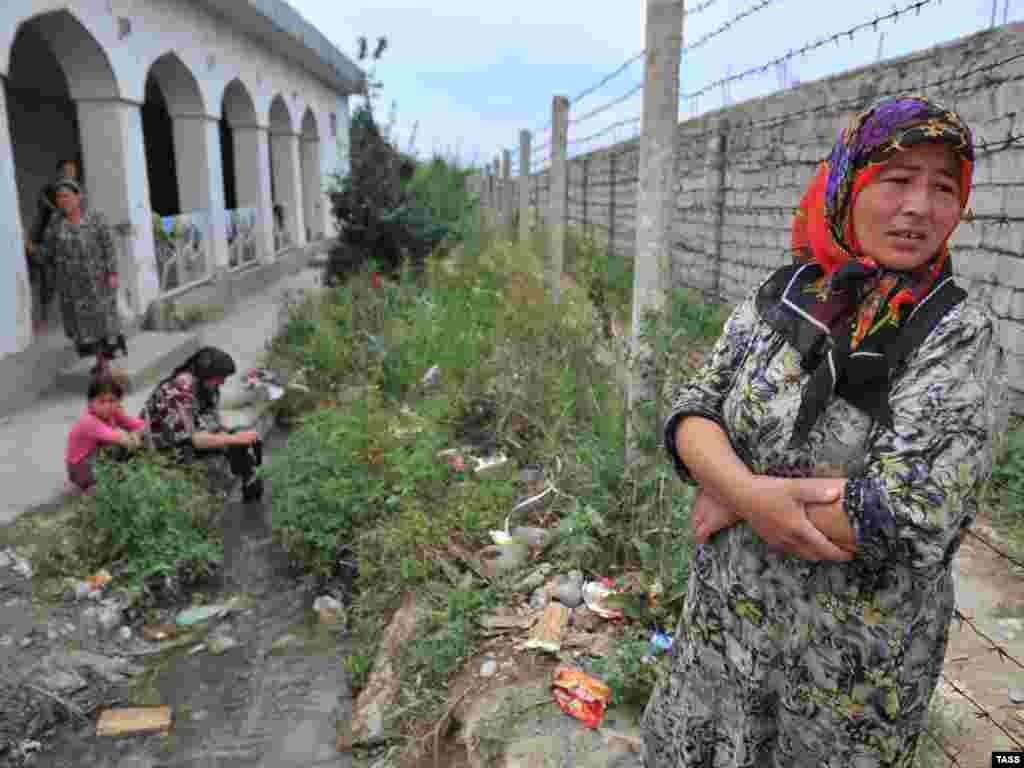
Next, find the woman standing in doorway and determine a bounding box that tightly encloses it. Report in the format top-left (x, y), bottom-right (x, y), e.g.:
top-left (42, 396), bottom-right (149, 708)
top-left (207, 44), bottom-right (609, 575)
top-left (44, 177), bottom-right (126, 375)
top-left (642, 96), bottom-right (1005, 766)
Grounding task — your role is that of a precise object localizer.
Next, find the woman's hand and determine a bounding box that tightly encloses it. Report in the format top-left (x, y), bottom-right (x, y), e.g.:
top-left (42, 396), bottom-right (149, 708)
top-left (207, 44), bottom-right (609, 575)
top-left (232, 431), bottom-right (259, 446)
top-left (737, 477), bottom-right (853, 562)
top-left (692, 489), bottom-right (742, 545)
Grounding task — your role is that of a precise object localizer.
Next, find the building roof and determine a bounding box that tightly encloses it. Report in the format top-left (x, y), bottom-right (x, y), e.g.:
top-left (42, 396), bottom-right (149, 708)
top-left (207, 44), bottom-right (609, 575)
top-left (197, 0), bottom-right (365, 95)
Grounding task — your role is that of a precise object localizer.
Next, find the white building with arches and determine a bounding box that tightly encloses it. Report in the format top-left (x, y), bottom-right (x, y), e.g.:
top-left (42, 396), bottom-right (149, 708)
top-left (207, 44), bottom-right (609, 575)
top-left (0, 0), bottom-right (362, 408)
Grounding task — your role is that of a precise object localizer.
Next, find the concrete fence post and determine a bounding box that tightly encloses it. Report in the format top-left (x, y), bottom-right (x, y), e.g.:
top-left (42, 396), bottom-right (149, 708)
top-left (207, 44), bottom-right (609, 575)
top-left (582, 155), bottom-right (589, 240)
top-left (627, 0), bottom-right (684, 466)
top-left (502, 148), bottom-right (514, 239)
top-left (608, 151), bottom-right (617, 260)
top-left (519, 130), bottom-right (532, 243)
top-left (493, 156), bottom-right (502, 221)
top-left (706, 119), bottom-right (729, 301)
top-left (548, 95), bottom-right (570, 304)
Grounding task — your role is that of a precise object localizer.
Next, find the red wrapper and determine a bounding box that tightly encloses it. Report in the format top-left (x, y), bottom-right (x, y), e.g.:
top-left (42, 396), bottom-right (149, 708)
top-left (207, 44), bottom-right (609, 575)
top-left (551, 666), bottom-right (612, 730)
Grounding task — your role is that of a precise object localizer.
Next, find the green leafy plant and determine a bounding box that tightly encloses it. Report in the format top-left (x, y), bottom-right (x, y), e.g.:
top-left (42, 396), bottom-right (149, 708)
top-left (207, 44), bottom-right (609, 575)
top-left (86, 453), bottom-right (223, 588)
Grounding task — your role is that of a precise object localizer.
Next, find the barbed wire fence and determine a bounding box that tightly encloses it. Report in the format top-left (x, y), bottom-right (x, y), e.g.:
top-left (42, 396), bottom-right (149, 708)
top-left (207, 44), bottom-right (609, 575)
top-left (462, 0), bottom-right (1024, 763)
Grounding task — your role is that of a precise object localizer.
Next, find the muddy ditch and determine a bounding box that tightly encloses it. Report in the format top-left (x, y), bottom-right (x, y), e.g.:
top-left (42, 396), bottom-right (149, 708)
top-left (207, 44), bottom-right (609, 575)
top-left (0, 427), bottom-right (356, 768)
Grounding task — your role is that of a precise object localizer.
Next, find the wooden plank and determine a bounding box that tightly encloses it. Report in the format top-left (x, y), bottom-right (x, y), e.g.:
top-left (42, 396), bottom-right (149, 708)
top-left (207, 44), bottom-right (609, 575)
top-left (524, 602), bottom-right (569, 653)
top-left (96, 706), bottom-right (172, 737)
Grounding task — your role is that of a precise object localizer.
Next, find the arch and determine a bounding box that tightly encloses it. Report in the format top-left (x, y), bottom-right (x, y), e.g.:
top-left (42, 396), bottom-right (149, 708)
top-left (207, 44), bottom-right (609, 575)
top-left (269, 94), bottom-right (296, 135)
top-left (147, 52), bottom-right (206, 117)
top-left (301, 107), bottom-right (319, 141)
top-left (222, 78), bottom-right (258, 126)
top-left (7, 9), bottom-right (119, 101)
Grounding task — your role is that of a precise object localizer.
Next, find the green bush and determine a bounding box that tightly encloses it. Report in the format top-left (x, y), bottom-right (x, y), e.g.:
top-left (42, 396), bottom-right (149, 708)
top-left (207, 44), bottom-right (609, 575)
top-left (259, 399), bottom-right (389, 577)
top-left (89, 453), bottom-right (223, 588)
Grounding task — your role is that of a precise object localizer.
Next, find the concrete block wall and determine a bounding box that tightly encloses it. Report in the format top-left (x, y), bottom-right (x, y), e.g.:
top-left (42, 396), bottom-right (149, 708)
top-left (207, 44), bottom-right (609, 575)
top-left (492, 22), bottom-right (1024, 410)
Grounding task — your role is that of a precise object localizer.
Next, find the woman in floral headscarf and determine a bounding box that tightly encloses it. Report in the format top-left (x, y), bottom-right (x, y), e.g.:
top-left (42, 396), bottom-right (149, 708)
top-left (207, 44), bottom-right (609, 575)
top-left (642, 96), bottom-right (1005, 766)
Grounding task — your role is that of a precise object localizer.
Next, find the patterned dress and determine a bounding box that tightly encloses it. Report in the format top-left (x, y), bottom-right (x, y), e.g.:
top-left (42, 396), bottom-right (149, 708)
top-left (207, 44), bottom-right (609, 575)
top-left (641, 281), bottom-right (1005, 767)
top-left (140, 371), bottom-right (235, 497)
top-left (47, 210), bottom-right (120, 346)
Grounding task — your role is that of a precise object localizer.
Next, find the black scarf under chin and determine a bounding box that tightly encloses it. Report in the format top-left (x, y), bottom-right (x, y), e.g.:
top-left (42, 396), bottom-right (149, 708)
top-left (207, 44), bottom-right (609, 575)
top-left (756, 258), bottom-right (965, 448)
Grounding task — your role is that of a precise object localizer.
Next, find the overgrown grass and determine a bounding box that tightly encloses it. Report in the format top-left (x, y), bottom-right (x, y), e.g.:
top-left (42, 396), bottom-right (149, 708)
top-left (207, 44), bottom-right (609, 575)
top-left (25, 451), bottom-right (222, 598)
top-left (257, 218), bottom-right (724, 751)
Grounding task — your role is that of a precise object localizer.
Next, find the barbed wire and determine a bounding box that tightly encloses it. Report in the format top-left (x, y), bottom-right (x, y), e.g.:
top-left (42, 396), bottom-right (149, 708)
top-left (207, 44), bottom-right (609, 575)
top-left (685, 0), bottom-right (727, 18)
top-left (680, 0), bottom-right (938, 102)
top-left (681, 0), bottom-right (783, 56)
top-left (570, 83), bottom-right (644, 126)
top-left (571, 50), bottom-right (646, 106)
top-left (569, 116), bottom-right (644, 149)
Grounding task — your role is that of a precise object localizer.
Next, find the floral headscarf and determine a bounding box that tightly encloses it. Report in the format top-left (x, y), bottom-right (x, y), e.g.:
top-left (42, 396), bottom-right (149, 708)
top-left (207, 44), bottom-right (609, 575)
top-left (769, 95), bottom-right (974, 446)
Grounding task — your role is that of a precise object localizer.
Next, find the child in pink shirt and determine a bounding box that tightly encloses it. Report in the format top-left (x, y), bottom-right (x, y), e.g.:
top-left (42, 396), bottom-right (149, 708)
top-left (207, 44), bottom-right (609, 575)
top-left (66, 374), bottom-right (145, 494)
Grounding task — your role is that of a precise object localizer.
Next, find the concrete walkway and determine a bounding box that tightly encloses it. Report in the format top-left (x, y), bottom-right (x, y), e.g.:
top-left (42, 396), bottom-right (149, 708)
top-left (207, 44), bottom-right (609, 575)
top-left (0, 260), bottom-right (325, 526)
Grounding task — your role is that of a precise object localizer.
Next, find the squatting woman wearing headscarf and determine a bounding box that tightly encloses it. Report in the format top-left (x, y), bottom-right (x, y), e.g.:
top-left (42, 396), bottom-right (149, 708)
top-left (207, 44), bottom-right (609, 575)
top-left (642, 96), bottom-right (1005, 766)
top-left (141, 346), bottom-right (264, 502)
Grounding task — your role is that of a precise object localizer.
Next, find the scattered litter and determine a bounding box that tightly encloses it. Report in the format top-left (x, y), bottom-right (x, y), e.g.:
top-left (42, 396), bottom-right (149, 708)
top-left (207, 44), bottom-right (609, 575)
top-left (551, 666), bottom-right (612, 729)
top-left (313, 595), bottom-right (345, 626)
top-left (1011, 688), bottom-right (1024, 705)
top-left (142, 624), bottom-right (178, 642)
top-left (187, 644), bottom-right (206, 655)
top-left (88, 569), bottom-right (112, 591)
top-left (0, 635), bottom-right (13, 647)
top-left (510, 487), bottom-right (554, 516)
top-left (96, 706), bottom-right (172, 737)
top-left (477, 613), bottom-right (537, 635)
top-left (582, 581), bottom-right (624, 620)
top-left (524, 602), bottom-right (570, 653)
top-left (649, 631), bottom-right (673, 655)
top-left (175, 604), bottom-right (226, 627)
top-left (421, 365), bottom-right (441, 387)
top-left (480, 657), bottom-right (498, 678)
top-left (0, 549), bottom-right (12, 568)
top-left (19, 637), bottom-right (32, 648)
top-left (489, 529), bottom-right (512, 545)
top-left (266, 384), bottom-right (285, 401)
top-left (473, 453), bottom-right (510, 479)
top-left (118, 627), bottom-right (133, 642)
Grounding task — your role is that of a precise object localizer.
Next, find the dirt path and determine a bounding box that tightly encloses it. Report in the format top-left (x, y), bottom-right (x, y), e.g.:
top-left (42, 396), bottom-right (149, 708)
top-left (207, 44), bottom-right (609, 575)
top-left (938, 518), bottom-right (1024, 766)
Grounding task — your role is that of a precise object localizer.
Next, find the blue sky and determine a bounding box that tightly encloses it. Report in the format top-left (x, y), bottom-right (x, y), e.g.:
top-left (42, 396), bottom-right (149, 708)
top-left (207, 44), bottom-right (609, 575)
top-left (289, 0), bottom-right (1019, 168)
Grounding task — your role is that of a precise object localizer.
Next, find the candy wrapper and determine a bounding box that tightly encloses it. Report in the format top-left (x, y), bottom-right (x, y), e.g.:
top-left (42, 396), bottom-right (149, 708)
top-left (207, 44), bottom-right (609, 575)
top-left (551, 666), bottom-right (612, 729)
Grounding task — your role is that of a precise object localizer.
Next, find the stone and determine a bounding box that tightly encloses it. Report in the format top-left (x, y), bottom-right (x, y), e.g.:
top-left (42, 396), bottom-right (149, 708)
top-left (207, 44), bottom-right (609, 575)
top-left (97, 605), bottom-right (123, 634)
top-left (478, 540), bottom-right (530, 579)
top-left (0, 635), bottom-right (12, 647)
top-left (46, 628), bottom-right (59, 642)
top-left (208, 635), bottom-right (238, 655)
top-left (556, 571), bottom-right (585, 609)
top-left (66, 651), bottom-right (144, 683)
top-left (0, 549), bottom-right (12, 568)
top-left (118, 626), bottom-right (133, 642)
top-left (33, 665), bottom-right (87, 694)
top-left (480, 657), bottom-right (498, 678)
top-left (1011, 688), bottom-right (1024, 704)
top-left (271, 634), bottom-right (298, 653)
top-left (12, 558), bottom-right (32, 579)
top-left (511, 526), bottom-right (551, 550)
